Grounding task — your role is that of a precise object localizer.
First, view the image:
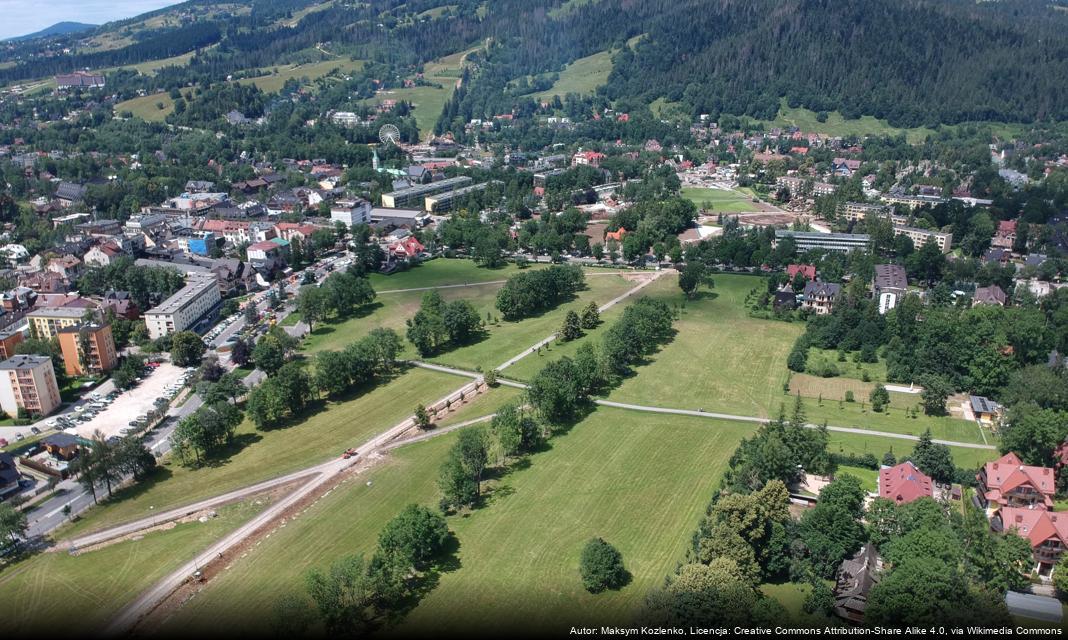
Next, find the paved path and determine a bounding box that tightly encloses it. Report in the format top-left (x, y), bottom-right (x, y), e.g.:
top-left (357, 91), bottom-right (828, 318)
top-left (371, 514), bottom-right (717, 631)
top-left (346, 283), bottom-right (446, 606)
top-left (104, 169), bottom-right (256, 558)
top-left (495, 271), bottom-right (667, 371)
top-left (592, 400), bottom-right (996, 450)
top-left (406, 362), bottom-right (994, 451)
top-left (376, 271), bottom-right (632, 296)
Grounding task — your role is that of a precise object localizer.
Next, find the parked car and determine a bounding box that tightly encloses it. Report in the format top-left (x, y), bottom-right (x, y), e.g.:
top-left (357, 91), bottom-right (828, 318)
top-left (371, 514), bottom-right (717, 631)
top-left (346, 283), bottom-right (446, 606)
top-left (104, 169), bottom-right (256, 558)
top-left (30, 427), bottom-right (40, 435)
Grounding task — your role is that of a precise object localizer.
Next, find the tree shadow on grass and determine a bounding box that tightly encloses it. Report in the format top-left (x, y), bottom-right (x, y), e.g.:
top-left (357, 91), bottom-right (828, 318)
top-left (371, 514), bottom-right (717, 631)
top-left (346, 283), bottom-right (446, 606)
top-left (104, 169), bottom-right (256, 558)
top-left (382, 534), bottom-right (462, 622)
top-left (81, 465), bottom-right (175, 518)
top-left (194, 432), bottom-right (263, 467)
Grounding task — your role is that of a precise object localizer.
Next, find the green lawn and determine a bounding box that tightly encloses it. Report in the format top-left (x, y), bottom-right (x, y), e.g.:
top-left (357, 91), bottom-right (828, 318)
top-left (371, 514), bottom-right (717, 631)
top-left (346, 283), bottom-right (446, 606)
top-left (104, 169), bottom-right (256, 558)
top-left (805, 347), bottom-right (889, 383)
top-left (827, 431), bottom-right (996, 470)
top-left (431, 385), bottom-right (525, 429)
top-left (161, 406), bottom-right (757, 635)
top-left (607, 274), bottom-right (802, 418)
top-left (58, 367), bottom-right (466, 538)
top-left (761, 98), bottom-right (1026, 145)
top-left (365, 84), bottom-right (451, 140)
top-left (795, 389), bottom-right (987, 445)
top-left (368, 258), bottom-right (522, 290)
top-left (237, 58), bottom-right (365, 93)
top-left (836, 464), bottom-right (879, 492)
top-left (303, 261), bottom-right (638, 375)
top-left (534, 50), bottom-right (614, 100)
top-left (114, 92), bottom-right (174, 122)
top-left (680, 187), bottom-right (762, 213)
top-left (0, 498), bottom-right (266, 635)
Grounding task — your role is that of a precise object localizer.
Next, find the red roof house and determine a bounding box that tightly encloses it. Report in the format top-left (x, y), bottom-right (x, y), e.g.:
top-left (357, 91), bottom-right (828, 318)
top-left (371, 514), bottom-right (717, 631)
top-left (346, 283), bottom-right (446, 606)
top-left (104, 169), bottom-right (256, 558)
top-left (992, 507), bottom-right (1068, 577)
top-left (878, 461), bottom-right (934, 505)
top-left (978, 452), bottom-right (1056, 510)
top-left (388, 236), bottom-right (424, 259)
top-left (786, 264), bottom-right (817, 281)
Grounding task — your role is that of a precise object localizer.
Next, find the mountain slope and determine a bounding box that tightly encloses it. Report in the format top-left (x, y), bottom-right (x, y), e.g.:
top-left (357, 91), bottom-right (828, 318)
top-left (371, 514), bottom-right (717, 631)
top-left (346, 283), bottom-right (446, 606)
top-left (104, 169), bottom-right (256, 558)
top-left (8, 21), bottom-right (97, 42)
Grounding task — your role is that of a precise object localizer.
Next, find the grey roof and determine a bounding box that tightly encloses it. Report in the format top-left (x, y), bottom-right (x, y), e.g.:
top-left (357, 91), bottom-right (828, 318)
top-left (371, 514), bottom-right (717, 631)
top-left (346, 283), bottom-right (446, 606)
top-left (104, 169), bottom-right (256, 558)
top-left (55, 181), bottom-right (86, 202)
top-left (0, 354), bottom-right (51, 370)
top-left (970, 395), bottom-right (999, 414)
top-left (873, 264), bottom-right (907, 291)
top-left (973, 285), bottom-right (1007, 306)
top-left (1005, 591), bottom-right (1062, 623)
top-left (43, 432), bottom-right (81, 448)
top-left (0, 451), bottom-right (18, 486)
top-left (803, 281), bottom-right (842, 299)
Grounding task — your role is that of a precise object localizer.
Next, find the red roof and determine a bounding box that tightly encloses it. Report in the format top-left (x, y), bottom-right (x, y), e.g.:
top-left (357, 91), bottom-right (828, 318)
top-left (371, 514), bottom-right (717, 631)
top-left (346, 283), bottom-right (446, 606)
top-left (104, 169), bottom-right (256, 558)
top-left (786, 264), bottom-right (816, 281)
top-left (198, 219), bottom-right (250, 232)
top-left (981, 452), bottom-right (1056, 509)
top-left (998, 507), bottom-right (1068, 549)
top-left (249, 240), bottom-right (280, 251)
top-left (998, 219), bottom-right (1017, 234)
top-left (879, 461), bottom-right (934, 505)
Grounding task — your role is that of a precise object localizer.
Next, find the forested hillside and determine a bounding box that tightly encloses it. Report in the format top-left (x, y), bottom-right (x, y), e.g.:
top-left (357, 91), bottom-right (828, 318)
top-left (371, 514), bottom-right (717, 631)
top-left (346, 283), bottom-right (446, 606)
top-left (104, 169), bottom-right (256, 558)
top-left (4, 0), bottom-right (1068, 128)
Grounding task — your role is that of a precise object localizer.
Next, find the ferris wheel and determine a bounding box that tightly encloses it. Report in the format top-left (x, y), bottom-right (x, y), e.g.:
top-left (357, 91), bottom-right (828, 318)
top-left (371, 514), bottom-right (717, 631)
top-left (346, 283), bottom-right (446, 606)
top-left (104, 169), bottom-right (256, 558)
top-left (379, 124), bottom-right (401, 146)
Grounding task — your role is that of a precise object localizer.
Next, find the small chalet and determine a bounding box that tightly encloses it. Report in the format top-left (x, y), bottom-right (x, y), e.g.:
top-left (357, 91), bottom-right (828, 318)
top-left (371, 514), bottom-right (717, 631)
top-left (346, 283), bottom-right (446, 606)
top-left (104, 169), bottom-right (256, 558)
top-left (972, 285), bottom-right (1007, 307)
top-left (833, 544), bottom-right (882, 624)
top-left (43, 433), bottom-right (81, 461)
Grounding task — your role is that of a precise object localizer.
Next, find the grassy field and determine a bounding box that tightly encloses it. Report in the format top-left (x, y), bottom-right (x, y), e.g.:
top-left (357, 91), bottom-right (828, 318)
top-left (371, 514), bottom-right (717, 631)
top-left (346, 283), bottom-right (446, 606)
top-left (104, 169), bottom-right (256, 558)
top-left (238, 58), bottom-right (365, 93)
top-left (161, 407), bottom-right (757, 635)
top-left (680, 187), bottom-right (762, 213)
top-left (534, 50), bottom-right (614, 100)
top-left (0, 498), bottom-right (266, 635)
top-left (114, 92), bottom-right (175, 122)
top-left (58, 367), bottom-right (466, 538)
top-left (805, 347), bottom-right (889, 382)
top-left (827, 431), bottom-right (996, 470)
top-left (788, 383), bottom-right (988, 445)
top-left (302, 260), bottom-right (639, 374)
top-left (607, 274), bottom-right (803, 418)
top-left (836, 464), bottom-right (879, 492)
top-left (761, 99), bottom-right (1026, 144)
top-left (366, 45), bottom-right (480, 139)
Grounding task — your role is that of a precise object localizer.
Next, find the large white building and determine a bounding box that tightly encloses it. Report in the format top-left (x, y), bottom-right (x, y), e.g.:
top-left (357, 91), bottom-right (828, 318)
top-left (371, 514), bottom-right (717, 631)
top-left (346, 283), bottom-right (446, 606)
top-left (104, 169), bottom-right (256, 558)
top-left (774, 230), bottom-right (872, 254)
top-left (0, 355), bottom-right (62, 418)
top-left (330, 199), bottom-right (373, 227)
top-left (893, 225), bottom-right (953, 253)
top-left (144, 274), bottom-right (222, 340)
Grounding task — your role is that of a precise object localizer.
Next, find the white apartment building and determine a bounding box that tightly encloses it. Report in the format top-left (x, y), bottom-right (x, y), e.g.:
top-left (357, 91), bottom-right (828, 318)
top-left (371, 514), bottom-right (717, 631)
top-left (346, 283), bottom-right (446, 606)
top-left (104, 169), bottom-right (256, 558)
top-left (330, 199), bottom-right (373, 227)
top-left (144, 274), bottom-right (222, 340)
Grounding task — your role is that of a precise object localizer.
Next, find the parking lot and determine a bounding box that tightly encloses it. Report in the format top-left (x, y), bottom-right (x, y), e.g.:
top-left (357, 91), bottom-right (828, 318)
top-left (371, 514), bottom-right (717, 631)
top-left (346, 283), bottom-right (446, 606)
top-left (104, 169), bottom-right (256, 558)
top-left (67, 362), bottom-right (192, 440)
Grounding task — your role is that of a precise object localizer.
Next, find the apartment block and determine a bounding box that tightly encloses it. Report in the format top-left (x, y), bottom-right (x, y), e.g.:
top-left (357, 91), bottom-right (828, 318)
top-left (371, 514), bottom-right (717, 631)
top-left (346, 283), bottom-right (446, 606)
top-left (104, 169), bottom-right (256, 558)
top-left (0, 355), bottom-right (62, 418)
top-left (57, 323), bottom-right (119, 376)
top-left (27, 306), bottom-right (98, 339)
top-left (144, 274), bottom-right (222, 340)
top-left (893, 225), bottom-right (952, 253)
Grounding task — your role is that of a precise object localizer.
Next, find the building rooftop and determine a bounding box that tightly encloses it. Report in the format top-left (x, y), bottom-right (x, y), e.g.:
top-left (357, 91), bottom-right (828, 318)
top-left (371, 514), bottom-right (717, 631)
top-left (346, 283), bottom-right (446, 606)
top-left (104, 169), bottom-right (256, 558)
top-left (0, 354), bottom-right (52, 370)
top-left (26, 306), bottom-right (88, 319)
top-left (873, 264), bottom-right (908, 290)
top-left (144, 274), bottom-right (219, 316)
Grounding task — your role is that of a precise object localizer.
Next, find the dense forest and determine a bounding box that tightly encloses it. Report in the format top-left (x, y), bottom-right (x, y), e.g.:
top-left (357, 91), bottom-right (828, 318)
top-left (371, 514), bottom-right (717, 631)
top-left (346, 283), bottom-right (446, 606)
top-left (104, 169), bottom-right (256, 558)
top-left (5, 0), bottom-right (1067, 128)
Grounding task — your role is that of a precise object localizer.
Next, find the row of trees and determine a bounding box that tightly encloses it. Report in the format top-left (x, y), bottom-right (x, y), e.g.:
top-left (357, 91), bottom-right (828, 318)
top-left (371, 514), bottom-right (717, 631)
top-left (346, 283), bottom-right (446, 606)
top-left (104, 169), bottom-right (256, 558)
top-left (405, 291), bottom-right (483, 357)
top-left (527, 297), bottom-right (674, 424)
top-left (247, 329), bottom-right (402, 429)
top-left (494, 265), bottom-right (585, 321)
top-left (73, 432), bottom-right (157, 503)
